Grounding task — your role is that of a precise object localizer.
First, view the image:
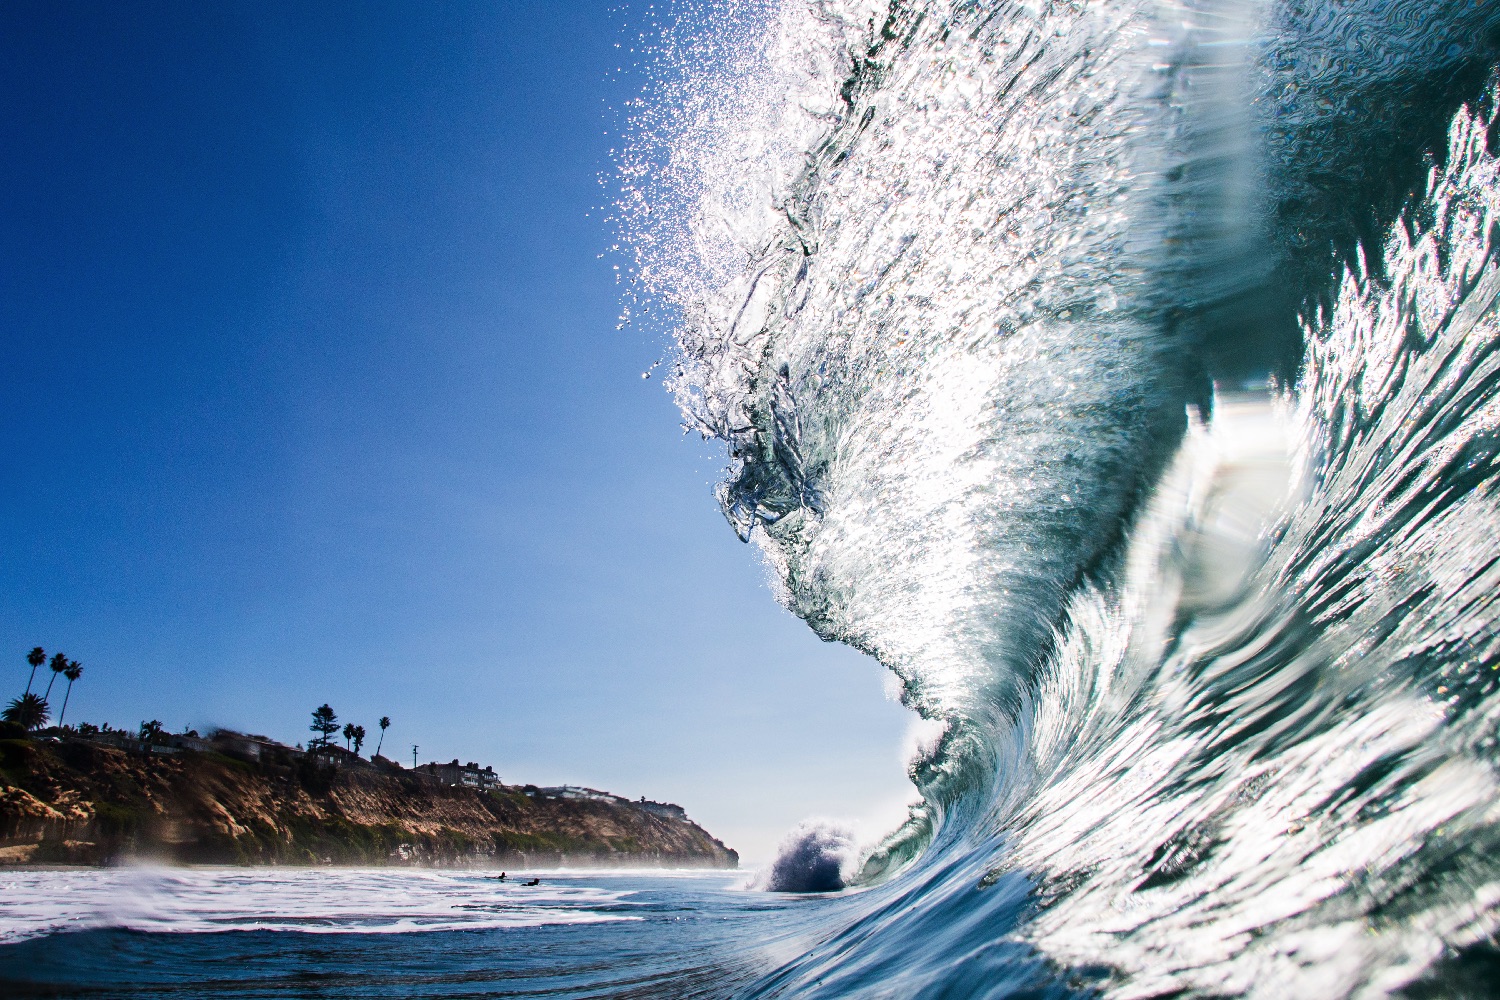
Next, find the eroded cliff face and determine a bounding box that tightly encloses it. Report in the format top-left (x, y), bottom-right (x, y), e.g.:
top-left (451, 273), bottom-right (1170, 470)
top-left (0, 737), bottom-right (737, 868)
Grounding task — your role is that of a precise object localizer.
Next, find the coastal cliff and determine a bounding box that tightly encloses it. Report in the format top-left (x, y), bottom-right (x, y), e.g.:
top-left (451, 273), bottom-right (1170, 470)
top-left (0, 732), bottom-right (737, 868)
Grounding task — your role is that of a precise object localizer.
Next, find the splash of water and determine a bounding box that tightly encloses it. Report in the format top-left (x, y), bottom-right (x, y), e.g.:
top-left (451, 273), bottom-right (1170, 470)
top-left (757, 821), bottom-right (859, 892)
top-left (619, 0), bottom-right (1500, 994)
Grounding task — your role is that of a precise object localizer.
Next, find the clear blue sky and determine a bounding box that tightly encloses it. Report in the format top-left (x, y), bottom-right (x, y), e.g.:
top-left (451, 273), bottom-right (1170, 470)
top-left (0, 1), bottom-right (913, 862)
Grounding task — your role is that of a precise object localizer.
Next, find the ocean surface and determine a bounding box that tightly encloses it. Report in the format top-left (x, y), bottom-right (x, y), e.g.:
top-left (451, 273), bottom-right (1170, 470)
top-left (14, 0), bottom-right (1500, 996)
top-left (0, 865), bottom-right (1094, 998)
top-left (0, 867), bottom-right (780, 998)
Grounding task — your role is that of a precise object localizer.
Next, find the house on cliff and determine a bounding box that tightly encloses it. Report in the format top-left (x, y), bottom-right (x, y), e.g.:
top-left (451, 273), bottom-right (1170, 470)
top-left (636, 798), bottom-right (688, 820)
top-left (415, 759), bottom-right (501, 790)
top-left (75, 729), bottom-right (203, 756)
top-left (212, 731), bottom-right (295, 763)
top-left (540, 787), bottom-right (691, 821)
top-left (169, 733), bottom-right (214, 754)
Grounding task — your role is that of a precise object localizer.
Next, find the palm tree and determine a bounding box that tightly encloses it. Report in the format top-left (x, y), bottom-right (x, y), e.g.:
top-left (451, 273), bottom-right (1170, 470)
top-left (43, 652), bottom-right (67, 701)
top-left (375, 716), bottom-right (390, 758)
top-left (3, 693), bottom-right (50, 731)
top-left (351, 725), bottom-right (366, 756)
top-left (24, 647), bottom-right (45, 695)
top-left (56, 662), bottom-right (83, 728)
top-left (342, 721), bottom-right (356, 750)
top-left (139, 719), bottom-right (165, 744)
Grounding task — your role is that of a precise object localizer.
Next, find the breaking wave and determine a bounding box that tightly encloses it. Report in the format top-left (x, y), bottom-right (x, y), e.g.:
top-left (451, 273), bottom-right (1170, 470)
top-left (757, 821), bottom-right (858, 893)
top-left (619, 0), bottom-right (1500, 994)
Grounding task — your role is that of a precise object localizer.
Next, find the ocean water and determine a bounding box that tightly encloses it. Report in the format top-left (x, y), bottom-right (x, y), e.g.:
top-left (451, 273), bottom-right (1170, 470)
top-left (0, 867), bottom-right (777, 998)
top-left (0, 863), bottom-right (1098, 995)
top-left (13, 0), bottom-right (1500, 996)
top-left (0, 866), bottom-right (1066, 998)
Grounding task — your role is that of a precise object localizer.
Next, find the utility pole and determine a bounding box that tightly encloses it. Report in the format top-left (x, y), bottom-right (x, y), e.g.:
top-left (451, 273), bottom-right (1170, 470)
top-left (412, 745), bottom-right (419, 769)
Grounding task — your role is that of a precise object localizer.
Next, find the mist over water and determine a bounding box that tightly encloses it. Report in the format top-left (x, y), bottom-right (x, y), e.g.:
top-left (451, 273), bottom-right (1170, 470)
top-left (618, 0), bottom-right (1500, 995)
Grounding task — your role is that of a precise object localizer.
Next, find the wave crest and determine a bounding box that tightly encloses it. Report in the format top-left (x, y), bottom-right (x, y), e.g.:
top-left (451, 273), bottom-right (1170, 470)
top-left (620, 1), bottom-right (1500, 994)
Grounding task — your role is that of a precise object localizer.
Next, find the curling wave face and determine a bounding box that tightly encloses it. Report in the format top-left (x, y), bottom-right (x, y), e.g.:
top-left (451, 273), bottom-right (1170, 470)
top-left (620, 0), bottom-right (1500, 995)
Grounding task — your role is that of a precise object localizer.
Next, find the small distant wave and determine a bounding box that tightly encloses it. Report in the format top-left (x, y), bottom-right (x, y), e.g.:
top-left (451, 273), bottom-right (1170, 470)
top-left (756, 821), bottom-right (857, 893)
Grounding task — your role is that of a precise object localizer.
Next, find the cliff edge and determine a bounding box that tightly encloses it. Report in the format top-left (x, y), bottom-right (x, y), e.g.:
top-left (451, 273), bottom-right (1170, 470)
top-left (0, 731), bottom-right (738, 868)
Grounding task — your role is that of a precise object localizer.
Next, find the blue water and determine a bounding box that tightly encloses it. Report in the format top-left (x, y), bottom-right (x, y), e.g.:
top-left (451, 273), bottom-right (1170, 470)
top-left (0, 869), bottom-right (779, 998)
top-left (0, 867), bottom-right (1073, 998)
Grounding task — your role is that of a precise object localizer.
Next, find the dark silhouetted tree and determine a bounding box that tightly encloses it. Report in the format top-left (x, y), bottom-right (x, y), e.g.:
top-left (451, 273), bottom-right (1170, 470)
top-left (139, 719), bottom-right (165, 743)
top-left (3, 693), bottom-right (49, 731)
top-left (57, 662), bottom-right (82, 728)
top-left (342, 721), bottom-right (355, 750)
top-left (351, 725), bottom-right (366, 756)
top-left (43, 652), bottom-right (67, 700)
top-left (375, 716), bottom-right (390, 758)
top-left (309, 704), bottom-right (338, 749)
top-left (24, 647), bottom-right (45, 695)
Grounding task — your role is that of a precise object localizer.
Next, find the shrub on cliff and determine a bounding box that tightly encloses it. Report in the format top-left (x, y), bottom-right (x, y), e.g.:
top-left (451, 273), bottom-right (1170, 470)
top-left (296, 754), bottom-right (333, 796)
